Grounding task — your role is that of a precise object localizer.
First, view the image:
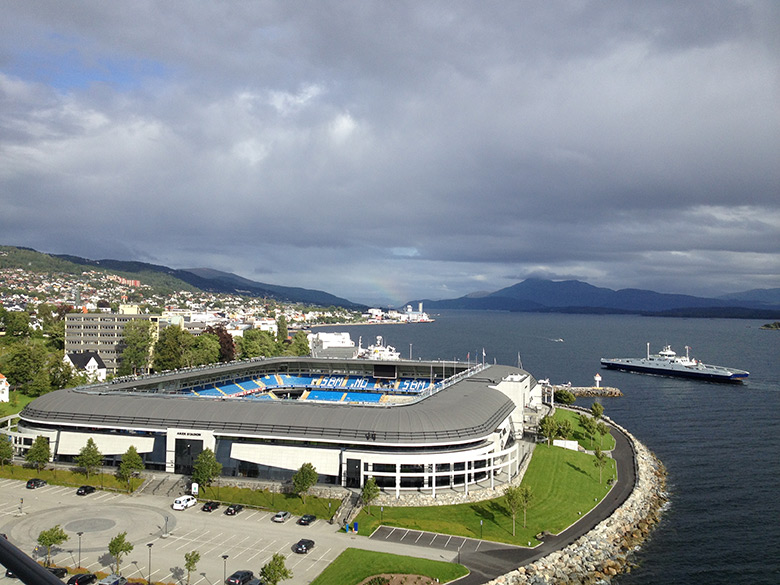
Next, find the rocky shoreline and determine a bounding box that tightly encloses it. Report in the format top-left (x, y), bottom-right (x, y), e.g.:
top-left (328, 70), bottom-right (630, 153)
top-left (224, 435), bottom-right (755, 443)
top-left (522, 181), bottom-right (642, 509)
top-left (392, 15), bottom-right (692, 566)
top-left (486, 423), bottom-right (668, 585)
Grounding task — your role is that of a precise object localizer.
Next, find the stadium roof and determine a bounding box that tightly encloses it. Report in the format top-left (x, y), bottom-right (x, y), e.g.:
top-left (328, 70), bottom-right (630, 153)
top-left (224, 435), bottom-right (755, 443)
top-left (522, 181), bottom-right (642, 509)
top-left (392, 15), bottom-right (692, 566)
top-left (21, 364), bottom-right (522, 446)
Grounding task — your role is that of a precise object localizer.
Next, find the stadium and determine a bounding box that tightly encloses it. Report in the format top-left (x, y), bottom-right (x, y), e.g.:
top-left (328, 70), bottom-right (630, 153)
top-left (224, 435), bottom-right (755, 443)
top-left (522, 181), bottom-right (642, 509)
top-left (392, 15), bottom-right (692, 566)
top-left (10, 356), bottom-right (544, 497)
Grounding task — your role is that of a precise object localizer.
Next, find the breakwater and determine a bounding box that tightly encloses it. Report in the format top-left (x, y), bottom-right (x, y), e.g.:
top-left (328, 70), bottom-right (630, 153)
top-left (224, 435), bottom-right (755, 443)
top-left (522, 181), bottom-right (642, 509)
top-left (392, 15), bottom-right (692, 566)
top-left (550, 384), bottom-right (623, 397)
top-left (487, 422), bottom-right (667, 585)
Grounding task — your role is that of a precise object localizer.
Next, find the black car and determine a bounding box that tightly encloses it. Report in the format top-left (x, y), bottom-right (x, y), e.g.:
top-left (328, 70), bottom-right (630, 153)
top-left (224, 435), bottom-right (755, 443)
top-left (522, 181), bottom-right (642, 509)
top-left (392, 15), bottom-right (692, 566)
top-left (77, 485), bottom-right (96, 496)
top-left (293, 538), bottom-right (315, 554)
top-left (297, 514), bottom-right (316, 526)
top-left (225, 570), bottom-right (254, 585)
top-left (201, 501), bottom-right (219, 512)
top-left (225, 504), bottom-right (244, 516)
top-left (47, 567), bottom-right (68, 578)
top-left (26, 478), bottom-right (46, 489)
top-left (68, 574), bottom-right (98, 585)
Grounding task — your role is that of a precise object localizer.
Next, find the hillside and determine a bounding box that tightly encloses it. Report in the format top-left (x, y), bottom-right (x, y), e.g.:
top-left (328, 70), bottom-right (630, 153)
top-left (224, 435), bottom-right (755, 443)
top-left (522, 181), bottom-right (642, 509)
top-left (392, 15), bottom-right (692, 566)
top-left (411, 278), bottom-right (780, 318)
top-left (0, 245), bottom-right (363, 309)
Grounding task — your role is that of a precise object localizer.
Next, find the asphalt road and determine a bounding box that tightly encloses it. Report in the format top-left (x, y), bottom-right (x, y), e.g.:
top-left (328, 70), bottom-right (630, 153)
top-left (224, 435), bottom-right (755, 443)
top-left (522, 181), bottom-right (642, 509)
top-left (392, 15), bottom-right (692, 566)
top-left (0, 424), bottom-right (635, 585)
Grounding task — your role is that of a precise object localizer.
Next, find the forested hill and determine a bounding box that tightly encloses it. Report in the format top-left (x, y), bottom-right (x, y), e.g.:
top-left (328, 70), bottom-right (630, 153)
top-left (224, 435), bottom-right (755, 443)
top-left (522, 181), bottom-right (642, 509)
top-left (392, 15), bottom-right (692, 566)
top-left (0, 245), bottom-right (363, 309)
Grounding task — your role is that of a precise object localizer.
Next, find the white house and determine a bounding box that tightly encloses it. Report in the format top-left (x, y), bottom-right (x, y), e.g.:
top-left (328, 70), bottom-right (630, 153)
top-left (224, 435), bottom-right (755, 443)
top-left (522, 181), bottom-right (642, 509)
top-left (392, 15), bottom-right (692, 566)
top-left (0, 373), bottom-right (9, 403)
top-left (64, 352), bottom-right (107, 383)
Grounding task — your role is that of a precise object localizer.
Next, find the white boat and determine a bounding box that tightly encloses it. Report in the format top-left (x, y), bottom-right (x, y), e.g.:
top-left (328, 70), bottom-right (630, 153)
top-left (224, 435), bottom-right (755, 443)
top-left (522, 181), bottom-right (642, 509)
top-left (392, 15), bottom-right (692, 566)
top-left (358, 336), bottom-right (401, 361)
top-left (600, 343), bottom-right (749, 383)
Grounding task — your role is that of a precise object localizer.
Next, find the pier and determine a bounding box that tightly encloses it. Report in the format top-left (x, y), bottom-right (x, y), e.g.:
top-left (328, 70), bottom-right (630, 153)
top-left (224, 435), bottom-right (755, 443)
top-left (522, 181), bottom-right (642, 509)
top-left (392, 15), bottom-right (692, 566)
top-left (548, 384), bottom-right (623, 397)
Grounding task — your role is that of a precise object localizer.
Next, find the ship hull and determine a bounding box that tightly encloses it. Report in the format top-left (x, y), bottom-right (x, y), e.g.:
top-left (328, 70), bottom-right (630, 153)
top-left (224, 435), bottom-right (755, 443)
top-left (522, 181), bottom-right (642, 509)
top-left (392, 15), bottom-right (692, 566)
top-left (600, 359), bottom-right (748, 383)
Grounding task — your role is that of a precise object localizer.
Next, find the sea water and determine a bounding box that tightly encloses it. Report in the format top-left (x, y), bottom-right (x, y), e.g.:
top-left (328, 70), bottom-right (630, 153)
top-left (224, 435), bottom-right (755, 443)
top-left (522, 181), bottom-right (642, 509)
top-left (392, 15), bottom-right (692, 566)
top-left (319, 311), bottom-right (780, 584)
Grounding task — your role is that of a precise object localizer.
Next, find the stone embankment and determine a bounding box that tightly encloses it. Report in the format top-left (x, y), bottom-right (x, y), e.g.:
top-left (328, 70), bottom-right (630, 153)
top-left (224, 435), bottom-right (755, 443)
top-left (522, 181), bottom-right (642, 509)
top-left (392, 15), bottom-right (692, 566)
top-left (486, 424), bottom-right (667, 585)
top-left (551, 385), bottom-right (623, 397)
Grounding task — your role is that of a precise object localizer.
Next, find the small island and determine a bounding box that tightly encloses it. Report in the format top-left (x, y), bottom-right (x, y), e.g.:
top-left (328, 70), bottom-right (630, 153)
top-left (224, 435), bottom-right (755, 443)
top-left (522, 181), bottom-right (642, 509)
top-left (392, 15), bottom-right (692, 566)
top-left (760, 321), bottom-right (780, 330)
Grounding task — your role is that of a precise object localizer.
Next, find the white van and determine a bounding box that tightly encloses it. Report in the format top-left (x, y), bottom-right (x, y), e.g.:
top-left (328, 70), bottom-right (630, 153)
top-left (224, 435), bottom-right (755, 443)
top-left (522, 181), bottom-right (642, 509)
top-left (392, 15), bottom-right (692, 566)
top-left (172, 495), bottom-right (197, 510)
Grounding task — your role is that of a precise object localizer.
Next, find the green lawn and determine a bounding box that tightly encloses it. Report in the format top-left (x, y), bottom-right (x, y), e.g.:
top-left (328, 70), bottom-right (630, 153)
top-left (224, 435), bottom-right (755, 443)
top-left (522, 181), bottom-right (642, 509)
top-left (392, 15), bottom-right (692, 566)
top-left (0, 391), bottom-right (35, 417)
top-left (553, 407), bottom-right (616, 451)
top-left (309, 548), bottom-right (468, 585)
top-left (355, 444), bottom-right (616, 546)
top-left (0, 464), bottom-right (143, 492)
top-left (199, 484), bottom-right (340, 517)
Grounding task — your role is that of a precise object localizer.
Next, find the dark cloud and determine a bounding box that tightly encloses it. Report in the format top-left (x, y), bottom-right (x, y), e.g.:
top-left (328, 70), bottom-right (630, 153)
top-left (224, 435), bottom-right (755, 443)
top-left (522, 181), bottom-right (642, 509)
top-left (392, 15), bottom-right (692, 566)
top-left (1, 1), bottom-right (778, 306)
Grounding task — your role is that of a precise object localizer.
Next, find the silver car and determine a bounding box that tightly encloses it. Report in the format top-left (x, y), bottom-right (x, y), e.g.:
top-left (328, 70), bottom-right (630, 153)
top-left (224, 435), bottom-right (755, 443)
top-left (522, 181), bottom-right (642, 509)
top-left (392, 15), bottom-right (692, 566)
top-left (271, 510), bottom-right (291, 523)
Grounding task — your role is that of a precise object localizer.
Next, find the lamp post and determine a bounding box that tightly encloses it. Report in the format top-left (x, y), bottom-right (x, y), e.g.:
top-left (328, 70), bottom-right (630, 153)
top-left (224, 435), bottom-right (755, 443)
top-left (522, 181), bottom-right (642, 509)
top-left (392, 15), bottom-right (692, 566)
top-left (147, 543), bottom-right (153, 585)
top-left (380, 505), bottom-right (383, 523)
top-left (222, 554), bottom-right (228, 583)
top-left (77, 532), bottom-right (83, 568)
top-left (163, 516), bottom-right (169, 538)
top-left (480, 519), bottom-right (483, 540)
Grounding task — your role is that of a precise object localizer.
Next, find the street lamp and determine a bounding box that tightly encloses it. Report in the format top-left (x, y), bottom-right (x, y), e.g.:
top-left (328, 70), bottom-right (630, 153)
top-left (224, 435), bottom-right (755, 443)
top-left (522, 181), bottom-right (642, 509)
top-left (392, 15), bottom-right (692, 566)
top-left (480, 519), bottom-right (483, 540)
top-left (163, 516), bottom-right (169, 538)
top-left (380, 505), bottom-right (383, 523)
top-left (147, 543), bottom-right (153, 585)
top-left (77, 532), bottom-right (83, 568)
top-left (222, 554), bottom-right (228, 583)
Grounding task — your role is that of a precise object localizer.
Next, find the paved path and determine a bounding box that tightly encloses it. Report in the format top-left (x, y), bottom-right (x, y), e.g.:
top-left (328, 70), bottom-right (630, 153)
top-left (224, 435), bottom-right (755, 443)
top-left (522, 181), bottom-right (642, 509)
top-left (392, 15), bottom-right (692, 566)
top-left (368, 422), bottom-right (637, 584)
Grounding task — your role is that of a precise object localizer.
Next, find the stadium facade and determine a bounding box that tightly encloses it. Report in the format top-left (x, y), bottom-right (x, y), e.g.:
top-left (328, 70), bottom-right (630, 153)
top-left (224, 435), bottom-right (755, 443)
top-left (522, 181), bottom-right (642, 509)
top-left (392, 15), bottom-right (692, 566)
top-left (9, 357), bottom-right (544, 496)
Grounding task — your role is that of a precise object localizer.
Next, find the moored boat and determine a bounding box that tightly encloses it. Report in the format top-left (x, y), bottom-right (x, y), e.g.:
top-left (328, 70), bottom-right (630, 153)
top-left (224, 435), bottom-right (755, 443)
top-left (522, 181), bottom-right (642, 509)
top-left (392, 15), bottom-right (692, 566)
top-left (600, 343), bottom-right (749, 383)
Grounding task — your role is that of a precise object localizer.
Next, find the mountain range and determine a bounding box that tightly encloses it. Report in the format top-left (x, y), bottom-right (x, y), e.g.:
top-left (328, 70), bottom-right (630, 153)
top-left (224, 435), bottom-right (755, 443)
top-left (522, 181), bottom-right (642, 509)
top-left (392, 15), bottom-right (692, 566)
top-left (3, 245), bottom-right (779, 317)
top-left (409, 278), bottom-right (780, 318)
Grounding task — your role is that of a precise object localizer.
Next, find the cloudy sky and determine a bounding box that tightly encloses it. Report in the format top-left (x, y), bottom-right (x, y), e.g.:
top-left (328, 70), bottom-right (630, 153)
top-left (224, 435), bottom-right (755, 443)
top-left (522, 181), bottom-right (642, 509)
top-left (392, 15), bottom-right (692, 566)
top-left (1, 1), bottom-right (778, 306)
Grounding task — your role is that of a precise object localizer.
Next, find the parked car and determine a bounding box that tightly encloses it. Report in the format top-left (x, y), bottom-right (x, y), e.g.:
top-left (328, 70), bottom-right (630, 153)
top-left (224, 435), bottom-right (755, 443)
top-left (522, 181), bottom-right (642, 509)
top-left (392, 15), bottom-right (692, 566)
top-left (26, 478), bottom-right (46, 489)
top-left (246, 579), bottom-right (265, 585)
top-left (76, 485), bottom-right (96, 496)
top-left (297, 514), bottom-right (316, 526)
top-left (293, 538), bottom-right (315, 554)
top-left (271, 511), bottom-right (291, 523)
top-left (67, 574), bottom-right (98, 585)
top-left (225, 570), bottom-right (254, 585)
top-left (96, 574), bottom-right (127, 585)
top-left (47, 567), bottom-right (68, 578)
top-left (201, 501), bottom-right (219, 512)
top-left (172, 495), bottom-right (197, 510)
top-left (225, 504), bottom-right (244, 516)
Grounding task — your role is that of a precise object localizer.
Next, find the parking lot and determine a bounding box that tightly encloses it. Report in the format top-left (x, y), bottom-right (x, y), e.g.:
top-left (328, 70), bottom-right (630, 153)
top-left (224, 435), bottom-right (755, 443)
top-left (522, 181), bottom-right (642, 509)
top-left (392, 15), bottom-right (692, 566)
top-left (0, 478), bottom-right (457, 585)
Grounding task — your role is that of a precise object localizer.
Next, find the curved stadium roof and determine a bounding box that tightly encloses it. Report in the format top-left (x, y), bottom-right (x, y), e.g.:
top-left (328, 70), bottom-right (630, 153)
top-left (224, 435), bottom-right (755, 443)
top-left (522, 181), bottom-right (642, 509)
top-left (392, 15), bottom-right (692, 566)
top-left (21, 364), bottom-right (520, 447)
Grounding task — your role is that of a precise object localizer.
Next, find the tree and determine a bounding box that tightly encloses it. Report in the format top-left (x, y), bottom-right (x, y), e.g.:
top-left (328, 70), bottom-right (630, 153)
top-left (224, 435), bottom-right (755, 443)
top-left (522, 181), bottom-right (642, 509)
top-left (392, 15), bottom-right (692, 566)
top-left (518, 485), bottom-right (533, 528)
top-left (76, 438), bottom-right (103, 479)
top-left (1, 343), bottom-right (49, 396)
top-left (4, 311), bottom-right (30, 338)
top-left (37, 525), bottom-right (68, 567)
top-left (191, 448), bottom-right (222, 491)
top-left (579, 413), bottom-right (597, 447)
top-left (184, 550), bottom-right (200, 585)
top-left (503, 485), bottom-right (523, 536)
top-left (152, 325), bottom-right (188, 371)
top-left (596, 421), bottom-right (610, 448)
top-left (25, 435), bottom-right (50, 472)
top-left (361, 476), bottom-right (380, 515)
top-left (259, 552), bottom-right (292, 585)
top-left (275, 316), bottom-right (288, 345)
top-left (108, 532), bottom-right (133, 574)
top-left (204, 325), bottom-right (235, 362)
top-left (0, 436), bottom-right (13, 468)
top-left (116, 445), bottom-right (144, 491)
top-left (593, 447), bottom-right (609, 484)
top-left (556, 418), bottom-right (573, 441)
top-left (553, 389), bottom-right (575, 404)
top-left (285, 331), bottom-right (311, 356)
top-left (119, 319), bottom-right (155, 375)
top-left (184, 333), bottom-right (220, 367)
top-left (590, 402), bottom-right (604, 420)
top-left (291, 462), bottom-right (318, 504)
top-left (539, 415), bottom-right (557, 446)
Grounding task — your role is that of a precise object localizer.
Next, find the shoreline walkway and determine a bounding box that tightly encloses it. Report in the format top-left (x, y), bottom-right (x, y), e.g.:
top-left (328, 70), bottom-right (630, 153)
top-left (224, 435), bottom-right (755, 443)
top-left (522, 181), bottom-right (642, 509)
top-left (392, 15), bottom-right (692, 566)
top-left (368, 420), bottom-right (637, 584)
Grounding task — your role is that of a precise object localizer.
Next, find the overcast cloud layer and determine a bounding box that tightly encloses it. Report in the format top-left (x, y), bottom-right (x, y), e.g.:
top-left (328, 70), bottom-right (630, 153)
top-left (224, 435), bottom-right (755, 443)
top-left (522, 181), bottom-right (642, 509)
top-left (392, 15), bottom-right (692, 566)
top-left (1, 1), bottom-right (778, 306)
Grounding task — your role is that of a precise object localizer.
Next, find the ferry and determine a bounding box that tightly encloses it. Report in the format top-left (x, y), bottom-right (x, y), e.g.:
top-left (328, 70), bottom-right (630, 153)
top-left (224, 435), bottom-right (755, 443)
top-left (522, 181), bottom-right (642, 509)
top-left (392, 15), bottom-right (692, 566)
top-left (600, 343), bottom-right (749, 383)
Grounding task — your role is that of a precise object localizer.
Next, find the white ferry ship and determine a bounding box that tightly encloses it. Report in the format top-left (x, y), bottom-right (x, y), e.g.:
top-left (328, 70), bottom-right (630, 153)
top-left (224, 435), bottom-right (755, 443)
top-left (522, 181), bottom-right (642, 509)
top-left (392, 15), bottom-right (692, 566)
top-left (601, 343), bottom-right (749, 383)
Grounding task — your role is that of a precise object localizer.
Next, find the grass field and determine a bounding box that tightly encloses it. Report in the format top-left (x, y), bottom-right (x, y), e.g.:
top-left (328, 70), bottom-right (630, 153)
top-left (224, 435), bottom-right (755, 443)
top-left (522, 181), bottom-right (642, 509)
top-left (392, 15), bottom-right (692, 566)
top-left (0, 464), bottom-right (144, 493)
top-left (309, 548), bottom-right (469, 585)
top-left (199, 484), bottom-right (340, 517)
top-left (0, 391), bottom-right (35, 417)
top-left (355, 442), bottom-right (617, 546)
top-left (553, 407), bottom-right (616, 451)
